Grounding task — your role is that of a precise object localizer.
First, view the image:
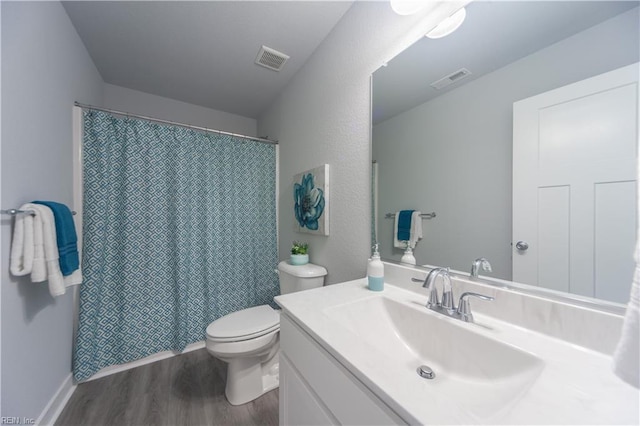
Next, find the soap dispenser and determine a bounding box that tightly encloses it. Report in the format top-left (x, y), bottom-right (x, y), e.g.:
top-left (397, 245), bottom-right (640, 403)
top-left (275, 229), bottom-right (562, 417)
top-left (368, 244), bottom-right (384, 291)
top-left (401, 244), bottom-right (416, 265)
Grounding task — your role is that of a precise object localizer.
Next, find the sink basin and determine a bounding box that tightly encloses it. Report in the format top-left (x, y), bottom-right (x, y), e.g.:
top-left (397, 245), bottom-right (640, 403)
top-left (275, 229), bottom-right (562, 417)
top-left (323, 294), bottom-right (544, 421)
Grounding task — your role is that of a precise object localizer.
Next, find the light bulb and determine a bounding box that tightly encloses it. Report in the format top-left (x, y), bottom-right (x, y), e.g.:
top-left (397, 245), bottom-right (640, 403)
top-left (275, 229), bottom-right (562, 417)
top-left (426, 7), bottom-right (467, 39)
top-left (390, 0), bottom-right (429, 16)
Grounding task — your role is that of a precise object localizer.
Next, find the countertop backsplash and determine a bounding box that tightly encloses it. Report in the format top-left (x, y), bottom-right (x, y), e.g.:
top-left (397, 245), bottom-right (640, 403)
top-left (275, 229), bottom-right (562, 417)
top-left (384, 261), bottom-right (624, 356)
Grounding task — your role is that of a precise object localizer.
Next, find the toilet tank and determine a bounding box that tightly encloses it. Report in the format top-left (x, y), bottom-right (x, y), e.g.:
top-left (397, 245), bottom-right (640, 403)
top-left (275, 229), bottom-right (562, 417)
top-left (277, 261), bottom-right (327, 295)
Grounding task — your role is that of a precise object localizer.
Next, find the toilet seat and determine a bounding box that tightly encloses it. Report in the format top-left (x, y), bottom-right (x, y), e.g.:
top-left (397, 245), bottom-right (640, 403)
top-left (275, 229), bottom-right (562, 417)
top-left (206, 305), bottom-right (280, 343)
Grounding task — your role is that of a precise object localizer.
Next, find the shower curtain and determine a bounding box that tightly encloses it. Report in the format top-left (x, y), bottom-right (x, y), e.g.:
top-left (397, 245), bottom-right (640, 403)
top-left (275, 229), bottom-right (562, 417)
top-left (73, 110), bottom-right (278, 381)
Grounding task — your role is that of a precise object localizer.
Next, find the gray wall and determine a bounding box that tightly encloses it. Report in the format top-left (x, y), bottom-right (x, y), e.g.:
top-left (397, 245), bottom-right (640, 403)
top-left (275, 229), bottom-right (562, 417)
top-left (258, 1), bottom-right (466, 284)
top-left (103, 83), bottom-right (257, 137)
top-left (1, 1), bottom-right (103, 420)
top-left (373, 8), bottom-right (639, 279)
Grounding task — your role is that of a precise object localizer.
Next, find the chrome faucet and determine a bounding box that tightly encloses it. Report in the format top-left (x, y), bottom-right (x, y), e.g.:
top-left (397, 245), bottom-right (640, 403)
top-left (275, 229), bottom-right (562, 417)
top-left (412, 267), bottom-right (494, 323)
top-left (470, 257), bottom-right (492, 279)
top-left (419, 267), bottom-right (453, 312)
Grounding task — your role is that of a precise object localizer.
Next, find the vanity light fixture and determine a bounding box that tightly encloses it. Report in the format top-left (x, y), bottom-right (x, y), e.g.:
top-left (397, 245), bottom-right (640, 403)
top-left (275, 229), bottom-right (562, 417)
top-left (389, 0), bottom-right (429, 15)
top-left (426, 7), bottom-right (467, 39)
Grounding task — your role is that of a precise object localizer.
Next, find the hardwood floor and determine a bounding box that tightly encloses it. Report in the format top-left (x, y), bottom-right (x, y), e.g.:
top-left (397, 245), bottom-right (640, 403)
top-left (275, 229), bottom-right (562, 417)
top-left (56, 349), bottom-right (279, 426)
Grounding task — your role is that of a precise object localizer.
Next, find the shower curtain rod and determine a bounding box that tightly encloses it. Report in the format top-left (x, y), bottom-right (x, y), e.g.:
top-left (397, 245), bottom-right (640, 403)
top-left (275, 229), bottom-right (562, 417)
top-left (73, 102), bottom-right (278, 145)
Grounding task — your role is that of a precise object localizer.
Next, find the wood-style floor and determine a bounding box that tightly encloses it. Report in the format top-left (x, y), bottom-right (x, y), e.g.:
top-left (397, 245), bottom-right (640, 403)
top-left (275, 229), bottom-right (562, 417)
top-left (55, 349), bottom-right (279, 426)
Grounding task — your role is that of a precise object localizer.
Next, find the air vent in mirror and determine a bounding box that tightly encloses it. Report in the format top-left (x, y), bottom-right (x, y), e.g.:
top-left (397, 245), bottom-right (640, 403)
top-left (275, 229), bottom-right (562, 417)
top-left (430, 68), bottom-right (471, 90)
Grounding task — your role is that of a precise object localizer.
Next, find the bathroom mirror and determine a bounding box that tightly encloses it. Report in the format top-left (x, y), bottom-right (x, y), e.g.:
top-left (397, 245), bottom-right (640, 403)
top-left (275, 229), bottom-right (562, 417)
top-left (371, 1), bottom-right (639, 305)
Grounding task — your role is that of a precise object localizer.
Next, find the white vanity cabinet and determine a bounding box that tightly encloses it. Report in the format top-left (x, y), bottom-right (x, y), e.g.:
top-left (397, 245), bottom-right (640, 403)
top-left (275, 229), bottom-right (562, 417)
top-left (279, 313), bottom-right (406, 426)
top-left (275, 274), bottom-right (639, 425)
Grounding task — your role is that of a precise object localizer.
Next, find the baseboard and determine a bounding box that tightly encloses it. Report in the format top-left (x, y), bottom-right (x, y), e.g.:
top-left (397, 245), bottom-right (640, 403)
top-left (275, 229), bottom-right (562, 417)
top-left (35, 374), bottom-right (76, 426)
top-left (85, 340), bottom-right (206, 382)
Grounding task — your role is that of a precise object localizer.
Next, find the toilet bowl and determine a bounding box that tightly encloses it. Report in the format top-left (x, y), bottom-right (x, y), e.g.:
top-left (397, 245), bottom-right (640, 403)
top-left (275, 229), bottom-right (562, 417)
top-left (205, 305), bottom-right (281, 405)
top-left (205, 261), bottom-right (327, 405)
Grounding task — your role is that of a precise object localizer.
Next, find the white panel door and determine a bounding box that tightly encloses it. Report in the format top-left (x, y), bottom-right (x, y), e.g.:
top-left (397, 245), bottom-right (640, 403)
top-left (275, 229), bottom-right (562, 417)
top-left (513, 63), bottom-right (638, 303)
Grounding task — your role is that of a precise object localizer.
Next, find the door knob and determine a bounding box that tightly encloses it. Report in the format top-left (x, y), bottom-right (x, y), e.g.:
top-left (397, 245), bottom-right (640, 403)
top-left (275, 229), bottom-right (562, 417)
top-left (515, 241), bottom-right (529, 251)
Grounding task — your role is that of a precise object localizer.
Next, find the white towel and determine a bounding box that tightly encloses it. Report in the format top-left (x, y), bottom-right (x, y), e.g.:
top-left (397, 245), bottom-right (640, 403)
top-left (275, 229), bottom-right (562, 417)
top-left (10, 203), bottom-right (47, 281)
top-left (410, 211), bottom-right (423, 249)
top-left (65, 268), bottom-right (83, 287)
top-left (29, 204), bottom-right (67, 296)
top-left (30, 207), bottom-right (47, 282)
top-left (393, 210), bottom-right (423, 249)
top-left (10, 204), bottom-right (34, 276)
top-left (613, 244), bottom-right (640, 388)
top-left (35, 204), bottom-right (82, 290)
top-left (9, 203), bottom-right (82, 297)
top-left (393, 212), bottom-right (402, 248)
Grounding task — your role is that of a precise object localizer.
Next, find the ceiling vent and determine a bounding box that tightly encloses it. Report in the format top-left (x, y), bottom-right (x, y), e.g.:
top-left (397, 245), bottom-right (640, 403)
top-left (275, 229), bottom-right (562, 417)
top-left (255, 45), bottom-right (290, 72)
top-left (430, 68), bottom-right (471, 90)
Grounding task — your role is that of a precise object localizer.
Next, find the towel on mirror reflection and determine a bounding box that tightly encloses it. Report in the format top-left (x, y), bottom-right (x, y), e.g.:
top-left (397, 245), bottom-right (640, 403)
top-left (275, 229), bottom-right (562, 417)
top-left (393, 213), bottom-right (403, 248)
top-left (394, 210), bottom-right (423, 249)
top-left (33, 200), bottom-right (79, 276)
top-left (397, 210), bottom-right (413, 241)
top-left (410, 211), bottom-right (423, 249)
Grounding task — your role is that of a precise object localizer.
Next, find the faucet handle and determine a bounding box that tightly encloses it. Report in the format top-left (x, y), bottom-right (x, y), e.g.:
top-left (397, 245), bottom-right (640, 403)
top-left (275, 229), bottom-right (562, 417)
top-left (470, 257), bottom-right (492, 278)
top-left (456, 292), bottom-right (494, 323)
top-left (440, 273), bottom-right (455, 312)
top-left (479, 258), bottom-right (492, 272)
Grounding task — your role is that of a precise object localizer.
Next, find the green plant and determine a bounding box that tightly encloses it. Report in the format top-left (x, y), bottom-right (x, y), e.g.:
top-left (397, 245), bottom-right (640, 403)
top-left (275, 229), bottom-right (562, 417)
top-left (291, 241), bottom-right (308, 255)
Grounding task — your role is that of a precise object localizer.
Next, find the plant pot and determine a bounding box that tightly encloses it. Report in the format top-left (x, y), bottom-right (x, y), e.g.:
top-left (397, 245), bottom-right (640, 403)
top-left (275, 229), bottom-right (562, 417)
top-left (290, 254), bottom-right (309, 265)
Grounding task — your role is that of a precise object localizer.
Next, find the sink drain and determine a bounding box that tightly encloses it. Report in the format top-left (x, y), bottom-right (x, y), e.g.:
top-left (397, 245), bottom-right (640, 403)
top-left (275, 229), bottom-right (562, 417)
top-left (417, 365), bottom-right (435, 379)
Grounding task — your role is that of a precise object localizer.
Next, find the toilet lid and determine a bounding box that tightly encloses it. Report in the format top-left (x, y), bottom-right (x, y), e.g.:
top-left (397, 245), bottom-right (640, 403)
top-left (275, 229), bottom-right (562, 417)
top-left (206, 305), bottom-right (280, 341)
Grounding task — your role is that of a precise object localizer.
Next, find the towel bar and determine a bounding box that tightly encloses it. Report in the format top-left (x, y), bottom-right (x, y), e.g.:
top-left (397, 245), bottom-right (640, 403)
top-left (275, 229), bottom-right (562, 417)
top-left (385, 212), bottom-right (436, 219)
top-left (1, 208), bottom-right (77, 216)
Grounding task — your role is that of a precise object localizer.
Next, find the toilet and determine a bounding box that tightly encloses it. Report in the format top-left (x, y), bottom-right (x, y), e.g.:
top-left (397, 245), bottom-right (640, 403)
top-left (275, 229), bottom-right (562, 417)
top-left (205, 261), bottom-right (327, 405)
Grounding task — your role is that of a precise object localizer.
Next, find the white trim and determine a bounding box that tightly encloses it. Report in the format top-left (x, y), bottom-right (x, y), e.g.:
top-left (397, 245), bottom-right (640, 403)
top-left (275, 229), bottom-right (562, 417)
top-left (84, 341), bottom-right (206, 382)
top-left (35, 374), bottom-right (76, 426)
top-left (71, 106), bottom-right (83, 377)
top-left (72, 106), bottom-right (83, 255)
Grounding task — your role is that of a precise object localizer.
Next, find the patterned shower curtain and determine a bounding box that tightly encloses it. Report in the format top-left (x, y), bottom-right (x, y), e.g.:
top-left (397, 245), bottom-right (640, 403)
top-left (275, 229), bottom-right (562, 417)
top-left (73, 110), bottom-right (279, 381)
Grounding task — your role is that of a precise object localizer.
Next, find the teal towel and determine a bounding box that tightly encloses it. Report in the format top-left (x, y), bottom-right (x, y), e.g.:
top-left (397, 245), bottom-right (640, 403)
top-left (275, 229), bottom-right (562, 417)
top-left (397, 210), bottom-right (414, 241)
top-left (33, 201), bottom-right (79, 276)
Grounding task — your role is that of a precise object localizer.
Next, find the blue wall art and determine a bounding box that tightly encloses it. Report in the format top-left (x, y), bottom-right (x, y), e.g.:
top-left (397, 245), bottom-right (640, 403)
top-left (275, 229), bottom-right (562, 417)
top-left (294, 164), bottom-right (330, 236)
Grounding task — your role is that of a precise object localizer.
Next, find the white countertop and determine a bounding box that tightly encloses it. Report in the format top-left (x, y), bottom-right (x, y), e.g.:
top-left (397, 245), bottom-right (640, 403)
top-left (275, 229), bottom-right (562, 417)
top-left (275, 279), bottom-right (640, 425)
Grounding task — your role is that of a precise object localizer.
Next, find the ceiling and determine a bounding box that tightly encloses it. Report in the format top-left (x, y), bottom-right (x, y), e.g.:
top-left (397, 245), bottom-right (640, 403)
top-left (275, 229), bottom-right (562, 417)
top-left (373, 1), bottom-right (639, 124)
top-left (63, 1), bottom-right (353, 119)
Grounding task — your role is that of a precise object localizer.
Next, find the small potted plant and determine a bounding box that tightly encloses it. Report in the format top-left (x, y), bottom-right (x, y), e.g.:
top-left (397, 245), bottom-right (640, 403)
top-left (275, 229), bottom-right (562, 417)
top-left (290, 241), bottom-right (309, 265)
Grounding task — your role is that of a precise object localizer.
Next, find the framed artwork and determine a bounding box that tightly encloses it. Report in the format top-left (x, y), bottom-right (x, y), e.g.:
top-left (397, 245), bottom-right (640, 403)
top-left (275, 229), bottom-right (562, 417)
top-left (293, 164), bottom-right (329, 236)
